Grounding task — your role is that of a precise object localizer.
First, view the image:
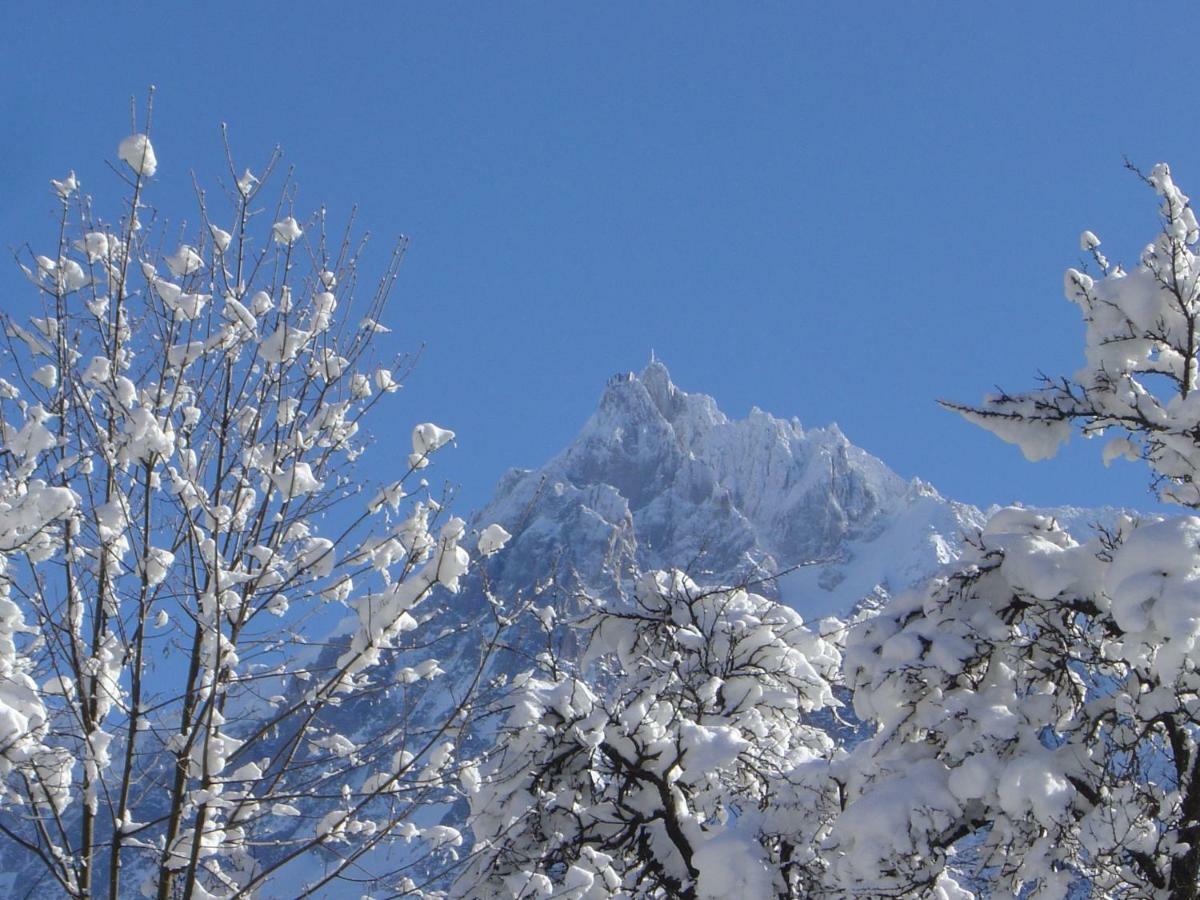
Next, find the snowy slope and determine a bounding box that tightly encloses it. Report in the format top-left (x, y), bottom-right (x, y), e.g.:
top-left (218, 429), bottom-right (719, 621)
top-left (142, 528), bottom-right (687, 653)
top-left (471, 359), bottom-right (990, 621)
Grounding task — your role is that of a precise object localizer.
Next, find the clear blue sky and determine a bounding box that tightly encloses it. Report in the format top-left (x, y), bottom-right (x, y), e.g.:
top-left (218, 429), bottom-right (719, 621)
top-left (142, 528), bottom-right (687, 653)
top-left (3, 5), bottom-right (1194, 516)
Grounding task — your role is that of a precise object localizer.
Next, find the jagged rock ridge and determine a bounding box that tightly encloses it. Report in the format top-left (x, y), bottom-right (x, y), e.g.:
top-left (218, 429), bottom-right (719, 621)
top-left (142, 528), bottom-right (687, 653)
top-left (473, 360), bottom-right (988, 619)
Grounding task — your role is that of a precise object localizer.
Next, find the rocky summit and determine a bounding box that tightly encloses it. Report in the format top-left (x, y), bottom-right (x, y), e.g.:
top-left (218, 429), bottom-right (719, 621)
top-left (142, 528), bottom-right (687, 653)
top-left (471, 359), bottom-right (988, 621)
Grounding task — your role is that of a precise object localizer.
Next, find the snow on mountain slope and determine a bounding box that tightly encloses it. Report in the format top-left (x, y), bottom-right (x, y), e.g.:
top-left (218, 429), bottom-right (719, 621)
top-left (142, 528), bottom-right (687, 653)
top-left (472, 359), bottom-right (989, 619)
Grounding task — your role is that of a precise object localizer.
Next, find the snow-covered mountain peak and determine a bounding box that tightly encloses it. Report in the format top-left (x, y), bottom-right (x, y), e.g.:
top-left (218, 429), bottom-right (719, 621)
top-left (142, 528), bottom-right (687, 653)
top-left (475, 362), bottom-right (987, 617)
top-left (584, 362), bottom-right (728, 458)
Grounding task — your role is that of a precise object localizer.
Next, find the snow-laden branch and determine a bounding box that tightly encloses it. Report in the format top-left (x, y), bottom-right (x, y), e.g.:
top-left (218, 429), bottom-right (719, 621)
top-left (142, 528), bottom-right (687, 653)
top-left (0, 114), bottom-right (515, 899)
top-left (456, 570), bottom-right (843, 899)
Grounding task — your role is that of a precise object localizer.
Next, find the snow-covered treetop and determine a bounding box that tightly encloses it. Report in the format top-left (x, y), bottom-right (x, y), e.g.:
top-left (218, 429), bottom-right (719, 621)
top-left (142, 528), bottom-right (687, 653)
top-left (949, 163), bottom-right (1200, 507)
top-left (0, 112), bottom-right (514, 899)
top-left (830, 162), bottom-right (1200, 900)
top-left (457, 569), bottom-right (843, 899)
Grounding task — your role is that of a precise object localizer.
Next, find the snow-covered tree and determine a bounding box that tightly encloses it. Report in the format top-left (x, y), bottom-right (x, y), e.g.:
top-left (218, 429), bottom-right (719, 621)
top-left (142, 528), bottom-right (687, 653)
top-left (0, 101), bottom-right (511, 898)
top-left (826, 165), bottom-right (1200, 899)
top-left (456, 569), bottom-right (843, 899)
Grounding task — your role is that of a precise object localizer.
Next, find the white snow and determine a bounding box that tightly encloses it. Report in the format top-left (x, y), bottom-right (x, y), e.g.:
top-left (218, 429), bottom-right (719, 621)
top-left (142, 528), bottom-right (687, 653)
top-left (693, 829), bottom-right (775, 899)
top-left (117, 134), bottom-right (157, 176)
top-left (271, 462), bottom-right (323, 499)
top-left (164, 245), bottom-right (203, 278)
top-left (272, 216), bottom-right (303, 246)
top-left (209, 224), bottom-right (232, 252)
top-left (237, 168), bottom-right (257, 196)
top-left (477, 523), bottom-right (511, 557)
top-left (409, 423), bottom-right (455, 469)
top-left (31, 365), bottom-right (56, 390)
top-left (50, 171), bottom-right (77, 199)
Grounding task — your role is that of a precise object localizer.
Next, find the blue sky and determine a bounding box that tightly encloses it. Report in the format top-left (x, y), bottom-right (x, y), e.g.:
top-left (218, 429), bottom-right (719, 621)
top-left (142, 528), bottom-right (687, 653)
top-left (3, 5), bottom-right (1195, 516)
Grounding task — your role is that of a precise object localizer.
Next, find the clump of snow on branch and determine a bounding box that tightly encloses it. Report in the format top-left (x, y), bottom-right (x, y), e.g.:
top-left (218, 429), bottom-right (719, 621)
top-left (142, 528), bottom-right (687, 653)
top-left (272, 216), bottom-right (303, 246)
top-left (409, 422), bottom-right (455, 469)
top-left (946, 162), bottom-right (1200, 507)
top-left (117, 133), bottom-right (157, 177)
top-left (477, 523), bottom-right (511, 557)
